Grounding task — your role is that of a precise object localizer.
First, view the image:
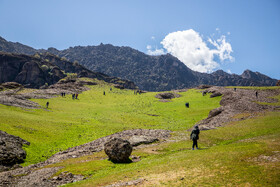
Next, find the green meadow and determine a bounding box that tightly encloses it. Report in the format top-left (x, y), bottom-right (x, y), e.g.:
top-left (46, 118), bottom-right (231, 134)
top-left (0, 80), bottom-right (279, 186)
top-left (0, 79), bottom-right (220, 165)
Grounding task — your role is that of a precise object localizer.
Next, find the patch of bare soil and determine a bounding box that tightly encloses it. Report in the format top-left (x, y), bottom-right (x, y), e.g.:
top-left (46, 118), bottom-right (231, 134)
top-left (0, 129), bottom-right (171, 187)
top-left (248, 151), bottom-right (280, 164)
top-left (195, 87), bottom-right (280, 130)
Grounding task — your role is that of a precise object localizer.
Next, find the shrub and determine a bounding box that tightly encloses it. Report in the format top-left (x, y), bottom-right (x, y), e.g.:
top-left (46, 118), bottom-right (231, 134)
top-left (41, 65), bottom-right (49, 71)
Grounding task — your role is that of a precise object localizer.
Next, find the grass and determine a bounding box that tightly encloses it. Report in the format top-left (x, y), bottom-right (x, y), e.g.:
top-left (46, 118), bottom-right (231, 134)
top-left (0, 80), bottom-right (220, 165)
top-left (0, 81), bottom-right (279, 186)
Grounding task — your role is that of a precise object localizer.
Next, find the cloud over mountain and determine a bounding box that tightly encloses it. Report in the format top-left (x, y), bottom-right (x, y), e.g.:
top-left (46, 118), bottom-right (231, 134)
top-left (147, 29), bottom-right (233, 73)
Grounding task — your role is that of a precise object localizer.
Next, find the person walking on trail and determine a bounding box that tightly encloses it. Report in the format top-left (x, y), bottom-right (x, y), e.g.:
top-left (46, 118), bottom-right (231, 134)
top-left (190, 125), bottom-right (200, 150)
top-left (76, 93), bottom-right (78, 99)
top-left (46, 102), bottom-right (49, 108)
top-left (256, 91), bottom-right (258, 98)
top-left (72, 94), bottom-right (75, 100)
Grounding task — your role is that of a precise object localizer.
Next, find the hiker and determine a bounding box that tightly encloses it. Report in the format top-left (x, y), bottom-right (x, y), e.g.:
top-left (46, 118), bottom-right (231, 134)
top-left (234, 88), bottom-right (236, 92)
top-left (256, 91), bottom-right (258, 98)
top-left (46, 101), bottom-right (49, 108)
top-left (185, 102), bottom-right (189, 108)
top-left (103, 91), bottom-right (105, 96)
top-left (190, 125), bottom-right (200, 150)
top-left (76, 93), bottom-right (78, 99)
top-left (110, 88), bottom-right (112, 91)
top-left (61, 92), bottom-right (63, 97)
top-left (72, 94), bottom-right (75, 100)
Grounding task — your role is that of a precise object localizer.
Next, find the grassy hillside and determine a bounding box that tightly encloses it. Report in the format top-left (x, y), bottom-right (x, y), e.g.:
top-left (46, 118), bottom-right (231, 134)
top-left (0, 79), bottom-right (220, 165)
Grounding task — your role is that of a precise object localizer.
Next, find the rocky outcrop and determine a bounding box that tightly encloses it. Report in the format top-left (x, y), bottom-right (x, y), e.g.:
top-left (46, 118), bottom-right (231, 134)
top-left (0, 52), bottom-right (66, 88)
top-left (0, 131), bottom-right (30, 172)
top-left (104, 138), bottom-right (133, 163)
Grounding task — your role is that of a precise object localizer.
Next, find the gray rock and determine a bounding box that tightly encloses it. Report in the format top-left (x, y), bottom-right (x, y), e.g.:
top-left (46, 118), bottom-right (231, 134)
top-left (104, 138), bottom-right (132, 163)
top-left (210, 92), bottom-right (222, 98)
top-left (155, 92), bottom-right (181, 99)
top-left (0, 131), bottom-right (30, 171)
top-left (128, 136), bottom-right (159, 146)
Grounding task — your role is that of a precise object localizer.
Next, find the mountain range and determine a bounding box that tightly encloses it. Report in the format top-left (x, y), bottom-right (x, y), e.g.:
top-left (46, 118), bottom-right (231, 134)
top-left (0, 36), bottom-right (278, 91)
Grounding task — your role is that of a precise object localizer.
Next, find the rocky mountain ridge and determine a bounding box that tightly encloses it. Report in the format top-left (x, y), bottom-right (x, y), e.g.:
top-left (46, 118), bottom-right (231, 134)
top-left (0, 36), bottom-right (278, 91)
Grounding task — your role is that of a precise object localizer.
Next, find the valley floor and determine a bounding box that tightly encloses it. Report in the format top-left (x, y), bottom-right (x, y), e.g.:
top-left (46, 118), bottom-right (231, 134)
top-left (0, 80), bottom-right (279, 186)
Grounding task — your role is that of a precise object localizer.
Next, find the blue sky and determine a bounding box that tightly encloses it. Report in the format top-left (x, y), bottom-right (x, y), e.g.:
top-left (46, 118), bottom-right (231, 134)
top-left (0, 0), bottom-right (279, 79)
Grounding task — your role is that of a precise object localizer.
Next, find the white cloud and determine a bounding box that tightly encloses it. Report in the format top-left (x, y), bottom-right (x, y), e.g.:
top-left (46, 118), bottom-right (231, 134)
top-left (227, 32), bottom-right (231, 35)
top-left (208, 35), bottom-right (234, 62)
top-left (146, 45), bottom-right (165, 55)
top-left (146, 29), bottom-right (234, 73)
top-left (227, 69), bottom-right (232, 74)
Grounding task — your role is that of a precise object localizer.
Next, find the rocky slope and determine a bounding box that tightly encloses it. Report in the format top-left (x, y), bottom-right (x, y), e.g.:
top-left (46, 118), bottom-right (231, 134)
top-left (0, 52), bottom-right (137, 89)
top-left (0, 36), bottom-right (278, 91)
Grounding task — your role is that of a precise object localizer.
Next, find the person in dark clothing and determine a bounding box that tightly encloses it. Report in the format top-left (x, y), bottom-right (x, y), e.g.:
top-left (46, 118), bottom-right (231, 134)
top-left (185, 102), bottom-right (189, 108)
top-left (190, 126), bottom-right (200, 150)
top-left (46, 102), bottom-right (49, 108)
top-left (72, 94), bottom-right (75, 100)
top-left (76, 94), bottom-right (78, 99)
top-left (256, 91), bottom-right (258, 98)
top-left (103, 91), bottom-right (106, 96)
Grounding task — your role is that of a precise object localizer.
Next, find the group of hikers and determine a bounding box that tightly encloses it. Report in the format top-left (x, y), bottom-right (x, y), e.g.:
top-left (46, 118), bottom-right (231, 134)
top-left (72, 93), bottom-right (79, 100)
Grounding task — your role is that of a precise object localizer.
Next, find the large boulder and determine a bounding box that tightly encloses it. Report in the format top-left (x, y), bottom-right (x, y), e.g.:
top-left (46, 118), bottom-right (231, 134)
top-left (0, 131), bottom-right (30, 171)
top-left (104, 138), bottom-right (132, 163)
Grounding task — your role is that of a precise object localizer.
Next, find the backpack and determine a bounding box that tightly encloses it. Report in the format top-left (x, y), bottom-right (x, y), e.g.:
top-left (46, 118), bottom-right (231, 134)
top-left (191, 129), bottom-right (199, 140)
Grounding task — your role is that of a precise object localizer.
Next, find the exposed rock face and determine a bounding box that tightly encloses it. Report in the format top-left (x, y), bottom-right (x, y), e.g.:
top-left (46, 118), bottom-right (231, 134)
top-left (0, 52), bottom-right (66, 88)
top-left (104, 138), bottom-right (133, 163)
top-left (0, 131), bottom-right (30, 171)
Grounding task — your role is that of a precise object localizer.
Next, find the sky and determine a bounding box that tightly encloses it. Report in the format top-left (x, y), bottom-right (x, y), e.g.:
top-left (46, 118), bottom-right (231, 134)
top-left (0, 0), bottom-right (279, 79)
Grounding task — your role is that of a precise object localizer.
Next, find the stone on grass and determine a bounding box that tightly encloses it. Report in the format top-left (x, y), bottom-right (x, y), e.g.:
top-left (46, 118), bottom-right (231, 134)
top-left (210, 92), bottom-right (222, 98)
top-left (104, 138), bottom-right (132, 163)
